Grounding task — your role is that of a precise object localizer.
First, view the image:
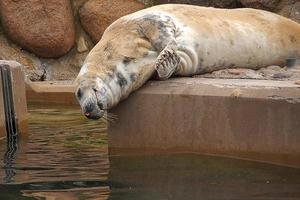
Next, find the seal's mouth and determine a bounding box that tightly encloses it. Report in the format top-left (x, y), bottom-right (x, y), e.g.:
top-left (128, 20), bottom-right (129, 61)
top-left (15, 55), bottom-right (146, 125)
top-left (84, 110), bottom-right (104, 120)
top-left (85, 97), bottom-right (106, 120)
top-left (83, 102), bottom-right (105, 120)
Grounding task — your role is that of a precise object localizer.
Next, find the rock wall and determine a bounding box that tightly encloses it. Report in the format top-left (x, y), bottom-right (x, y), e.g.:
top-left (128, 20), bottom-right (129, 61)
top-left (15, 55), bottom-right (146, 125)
top-left (79, 0), bottom-right (145, 43)
top-left (0, 0), bottom-right (299, 81)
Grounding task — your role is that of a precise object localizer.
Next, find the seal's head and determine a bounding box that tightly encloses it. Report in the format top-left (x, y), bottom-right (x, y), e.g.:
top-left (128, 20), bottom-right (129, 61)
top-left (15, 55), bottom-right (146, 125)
top-left (75, 76), bottom-right (113, 120)
top-left (75, 13), bottom-right (167, 120)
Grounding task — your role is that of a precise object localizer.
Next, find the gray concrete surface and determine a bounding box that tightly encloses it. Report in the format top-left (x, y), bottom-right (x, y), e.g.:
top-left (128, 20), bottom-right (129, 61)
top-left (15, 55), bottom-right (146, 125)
top-left (108, 78), bottom-right (300, 168)
top-left (26, 81), bottom-right (77, 105)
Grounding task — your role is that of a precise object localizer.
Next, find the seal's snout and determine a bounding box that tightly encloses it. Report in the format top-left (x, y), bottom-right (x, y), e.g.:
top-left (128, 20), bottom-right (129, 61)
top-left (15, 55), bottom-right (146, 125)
top-left (75, 78), bottom-right (110, 120)
top-left (85, 113), bottom-right (102, 120)
top-left (83, 101), bottom-right (104, 120)
top-left (84, 111), bottom-right (102, 120)
top-left (76, 86), bottom-right (105, 120)
top-left (83, 104), bottom-right (104, 120)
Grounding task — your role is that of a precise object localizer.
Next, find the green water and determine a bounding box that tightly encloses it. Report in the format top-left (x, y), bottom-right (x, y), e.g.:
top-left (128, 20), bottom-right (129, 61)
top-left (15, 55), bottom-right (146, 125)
top-left (0, 104), bottom-right (300, 200)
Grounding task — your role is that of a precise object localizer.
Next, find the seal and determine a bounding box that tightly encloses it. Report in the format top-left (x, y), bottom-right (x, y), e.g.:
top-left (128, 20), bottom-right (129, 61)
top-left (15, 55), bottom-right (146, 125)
top-left (75, 4), bottom-right (300, 119)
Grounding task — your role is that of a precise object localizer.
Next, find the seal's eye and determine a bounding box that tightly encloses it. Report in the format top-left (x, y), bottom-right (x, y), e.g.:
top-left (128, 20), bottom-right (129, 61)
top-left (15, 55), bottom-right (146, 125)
top-left (93, 88), bottom-right (98, 93)
top-left (98, 103), bottom-right (104, 110)
top-left (123, 56), bottom-right (133, 64)
top-left (77, 88), bottom-right (82, 99)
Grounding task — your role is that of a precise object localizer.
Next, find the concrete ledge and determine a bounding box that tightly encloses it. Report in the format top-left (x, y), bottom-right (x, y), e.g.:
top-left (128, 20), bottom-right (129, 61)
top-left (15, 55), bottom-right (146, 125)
top-left (26, 81), bottom-right (77, 105)
top-left (25, 78), bottom-right (300, 167)
top-left (108, 78), bottom-right (300, 168)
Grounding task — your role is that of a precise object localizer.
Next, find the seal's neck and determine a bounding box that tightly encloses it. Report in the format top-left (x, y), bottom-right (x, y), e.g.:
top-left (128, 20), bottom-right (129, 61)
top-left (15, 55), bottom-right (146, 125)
top-left (104, 51), bottom-right (158, 108)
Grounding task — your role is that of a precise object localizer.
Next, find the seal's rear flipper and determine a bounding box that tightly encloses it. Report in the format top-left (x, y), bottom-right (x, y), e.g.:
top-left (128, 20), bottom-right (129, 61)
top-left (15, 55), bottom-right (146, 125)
top-left (155, 40), bottom-right (180, 80)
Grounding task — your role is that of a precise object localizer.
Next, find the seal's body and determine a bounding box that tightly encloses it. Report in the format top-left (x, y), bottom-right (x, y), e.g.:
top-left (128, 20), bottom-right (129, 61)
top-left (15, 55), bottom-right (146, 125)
top-left (75, 4), bottom-right (300, 119)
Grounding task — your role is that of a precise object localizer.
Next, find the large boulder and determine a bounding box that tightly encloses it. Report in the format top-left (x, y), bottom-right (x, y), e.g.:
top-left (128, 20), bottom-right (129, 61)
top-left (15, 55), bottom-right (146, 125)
top-left (270, 0), bottom-right (300, 23)
top-left (0, 15), bottom-right (88, 82)
top-left (142, 0), bottom-right (240, 8)
top-left (0, 0), bottom-right (75, 58)
top-left (239, 0), bottom-right (281, 11)
top-left (288, 1), bottom-right (300, 23)
top-left (79, 0), bottom-right (146, 43)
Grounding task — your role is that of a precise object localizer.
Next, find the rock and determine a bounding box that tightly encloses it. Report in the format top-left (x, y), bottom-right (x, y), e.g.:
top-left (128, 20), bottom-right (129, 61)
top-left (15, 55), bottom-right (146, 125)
top-left (138, 0), bottom-right (154, 6)
top-left (79, 0), bottom-right (145, 43)
top-left (77, 35), bottom-right (89, 53)
top-left (228, 69), bottom-right (243, 75)
top-left (272, 72), bottom-right (293, 79)
top-left (0, 22), bottom-right (89, 81)
top-left (239, 0), bottom-right (281, 11)
top-left (25, 69), bottom-right (47, 82)
top-left (195, 68), bottom-right (265, 79)
top-left (0, 27), bottom-right (39, 70)
top-left (0, 0), bottom-right (75, 58)
top-left (72, 0), bottom-right (90, 12)
top-left (277, 1), bottom-right (300, 23)
top-left (290, 2), bottom-right (300, 23)
top-left (151, 0), bottom-right (240, 8)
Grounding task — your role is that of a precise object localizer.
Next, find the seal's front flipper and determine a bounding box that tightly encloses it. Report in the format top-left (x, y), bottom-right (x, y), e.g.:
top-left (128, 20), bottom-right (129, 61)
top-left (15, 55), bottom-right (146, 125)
top-left (155, 40), bottom-right (180, 80)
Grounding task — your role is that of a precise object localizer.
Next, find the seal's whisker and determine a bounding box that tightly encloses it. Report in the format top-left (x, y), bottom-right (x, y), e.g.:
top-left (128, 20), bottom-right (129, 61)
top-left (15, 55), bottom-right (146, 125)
top-left (106, 118), bottom-right (115, 123)
top-left (103, 113), bottom-right (116, 123)
top-left (102, 115), bottom-right (109, 122)
top-left (107, 116), bottom-right (116, 122)
top-left (106, 111), bottom-right (117, 116)
top-left (106, 116), bottom-right (117, 122)
top-left (107, 112), bottom-right (118, 119)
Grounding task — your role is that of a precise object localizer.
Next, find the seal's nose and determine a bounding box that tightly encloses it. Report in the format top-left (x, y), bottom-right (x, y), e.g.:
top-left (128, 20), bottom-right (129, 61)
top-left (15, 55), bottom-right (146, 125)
top-left (83, 102), bottom-right (103, 120)
top-left (84, 103), bottom-right (94, 114)
top-left (84, 112), bottom-right (102, 120)
top-left (83, 108), bottom-right (102, 120)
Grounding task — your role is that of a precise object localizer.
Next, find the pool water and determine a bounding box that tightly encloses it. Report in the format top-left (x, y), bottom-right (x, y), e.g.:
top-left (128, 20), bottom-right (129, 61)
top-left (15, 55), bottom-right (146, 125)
top-left (0, 104), bottom-right (300, 200)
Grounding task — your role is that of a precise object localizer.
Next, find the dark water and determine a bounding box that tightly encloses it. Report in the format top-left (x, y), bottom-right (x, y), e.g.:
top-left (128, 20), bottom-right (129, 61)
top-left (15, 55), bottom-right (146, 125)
top-left (0, 104), bottom-right (300, 200)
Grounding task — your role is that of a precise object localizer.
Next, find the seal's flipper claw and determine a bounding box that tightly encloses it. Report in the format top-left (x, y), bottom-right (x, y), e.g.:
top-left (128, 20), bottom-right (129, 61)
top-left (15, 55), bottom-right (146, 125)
top-left (155, 40), bottom-right (180, 80)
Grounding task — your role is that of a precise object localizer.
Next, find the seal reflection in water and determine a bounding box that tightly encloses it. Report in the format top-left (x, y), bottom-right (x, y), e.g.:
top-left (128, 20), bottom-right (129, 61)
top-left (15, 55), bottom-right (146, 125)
top-left (75, 4), bottom-right (300, 120)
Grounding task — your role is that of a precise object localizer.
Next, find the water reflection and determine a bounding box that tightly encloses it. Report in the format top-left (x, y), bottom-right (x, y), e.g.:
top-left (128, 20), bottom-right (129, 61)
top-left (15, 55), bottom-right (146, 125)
top-left (0, 104), bottom-right (300, 200)
top-left (22, 186), bottom-right (110, 200)
top-left (2, 133), bottom-right (18, 183)
top-left (108, 155), bottom-right (300, 200)
top-left (0, 104), bottom-right (109, 200)
top-left (2, 127), bottom-right (18, 183)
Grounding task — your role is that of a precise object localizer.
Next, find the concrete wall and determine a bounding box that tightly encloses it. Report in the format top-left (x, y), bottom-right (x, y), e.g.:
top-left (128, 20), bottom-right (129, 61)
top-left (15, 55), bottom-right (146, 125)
top-left (9, 62), bottom-right (28, 134)
top-left (24, 77), bottom-right (300, 167)
top-left (108, 78), bottom-right (300, 167)
top-left (0, 60), bottom-right (28, 137)
top-left (26, 82), bottom-right (77, 105)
